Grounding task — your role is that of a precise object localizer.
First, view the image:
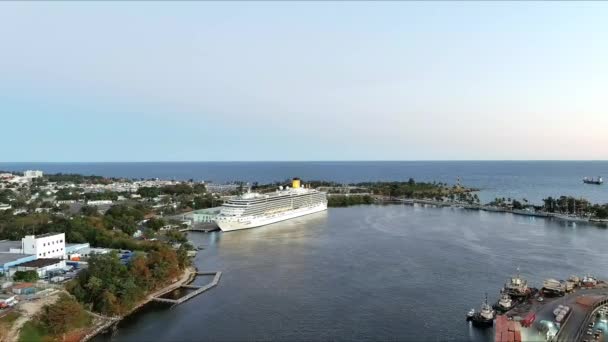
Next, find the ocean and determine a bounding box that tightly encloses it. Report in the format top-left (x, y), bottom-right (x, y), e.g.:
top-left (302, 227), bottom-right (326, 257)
top-left (1, 161), bottom-right (607, 204)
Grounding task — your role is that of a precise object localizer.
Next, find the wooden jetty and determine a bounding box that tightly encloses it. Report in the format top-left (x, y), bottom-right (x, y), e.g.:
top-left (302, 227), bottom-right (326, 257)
top-left (152, 271), bottom-right (222, 304)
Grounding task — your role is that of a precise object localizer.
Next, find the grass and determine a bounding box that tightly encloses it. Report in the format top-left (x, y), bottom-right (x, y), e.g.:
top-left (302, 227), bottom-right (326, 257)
top-left (18, 321), bottom-right (48, 342)
top-left (0, 310), bottom-right (21, 324)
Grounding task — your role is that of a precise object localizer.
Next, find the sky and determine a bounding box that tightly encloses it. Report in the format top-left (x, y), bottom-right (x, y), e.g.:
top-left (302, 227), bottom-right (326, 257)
top-left (1, 2), bottom-right (607, 162)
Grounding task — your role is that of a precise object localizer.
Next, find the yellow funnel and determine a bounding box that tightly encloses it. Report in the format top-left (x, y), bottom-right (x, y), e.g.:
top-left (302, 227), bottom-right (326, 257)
top-left (292, 178), bottom-right (301, 188)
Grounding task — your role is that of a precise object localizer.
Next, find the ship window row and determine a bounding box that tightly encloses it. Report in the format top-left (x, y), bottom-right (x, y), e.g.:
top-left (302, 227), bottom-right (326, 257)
top-left (227, 193), bottom-right (324, 205)
top-left (240, 201), bottom-right (326, 216)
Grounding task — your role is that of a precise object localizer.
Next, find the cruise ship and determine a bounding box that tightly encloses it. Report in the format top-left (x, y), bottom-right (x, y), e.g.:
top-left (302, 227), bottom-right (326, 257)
top-left (214, 178), bottom-right (328, 231)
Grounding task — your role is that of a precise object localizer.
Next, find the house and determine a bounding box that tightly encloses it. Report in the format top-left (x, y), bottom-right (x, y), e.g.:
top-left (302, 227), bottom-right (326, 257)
top-left (11, 283), bottom-right (37, 295)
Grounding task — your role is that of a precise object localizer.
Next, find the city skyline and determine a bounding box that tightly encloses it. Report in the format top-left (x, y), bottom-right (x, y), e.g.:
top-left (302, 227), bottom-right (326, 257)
top-left (1, 2), bottom-right (607, 162)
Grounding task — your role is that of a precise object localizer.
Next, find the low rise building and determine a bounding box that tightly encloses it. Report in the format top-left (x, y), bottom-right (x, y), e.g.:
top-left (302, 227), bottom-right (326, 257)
top-left (205, 183), bottom-right (240, 194)
top-left (87, 200), bottom-right (113, 205)
top-left (66, 247), bottom-right (111, 260)
top-left (11, 282), bottom-right (37, 295)
top-left (16, 258), bottom-right (66, 278)
top-left (0, 173), bottom-right (14, 179)
top-left (23, 170), bottom-right (43, 178)
top-left (0, 233), bottom-right (67, 277)
top-left (22, 233), bottom-right (66, 259)
top-left (192, 207), bottom-right (222, 223)
top-left (0, 253), bottom-right (37, 278)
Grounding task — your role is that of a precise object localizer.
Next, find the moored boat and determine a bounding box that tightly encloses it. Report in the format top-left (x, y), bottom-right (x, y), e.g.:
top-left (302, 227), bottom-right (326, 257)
top-left (467, 294), bottom-right (495, 327)
top-left (493, 289), bottom-right (513, 313)
top-left (504, 268), bottom-right (530, 298)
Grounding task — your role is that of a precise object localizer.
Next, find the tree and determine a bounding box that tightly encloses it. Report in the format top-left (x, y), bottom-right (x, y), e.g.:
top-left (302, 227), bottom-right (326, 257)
top-left (13, 270), bottom-right (39, 282)
top-left (146, 217), bottom-right (166, 231)
top-left (80, 205), bottom-right (99, 216)
top-left (37, 294), bottom-right (89, 335)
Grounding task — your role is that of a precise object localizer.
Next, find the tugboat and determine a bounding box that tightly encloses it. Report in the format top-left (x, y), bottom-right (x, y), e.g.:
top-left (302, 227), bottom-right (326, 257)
top-left (504, 267), bottom-right (530, 298)
top-left (583, 176), bottom-right (603, 185)
top-left (493, 289), bottom-right (513, 313)
top-left (582, 274), bottom-right (598, 287)
top-left (467, 294), bottom-right (495, 327)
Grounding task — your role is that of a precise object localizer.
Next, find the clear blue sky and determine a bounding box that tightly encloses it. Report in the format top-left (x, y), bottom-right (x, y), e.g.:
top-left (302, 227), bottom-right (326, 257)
top-left (1, 2), bottom-right (607, 161)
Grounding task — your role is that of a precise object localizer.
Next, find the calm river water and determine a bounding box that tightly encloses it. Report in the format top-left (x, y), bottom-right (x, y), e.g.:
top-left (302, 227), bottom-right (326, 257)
top-left (95, 205), bottom-right (608, 341)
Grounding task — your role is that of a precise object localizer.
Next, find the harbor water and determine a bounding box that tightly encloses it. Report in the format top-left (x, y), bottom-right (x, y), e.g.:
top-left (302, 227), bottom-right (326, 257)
top-left (95, 205), bottom-right (608, 341)
top-left (1, 161), bottom-right (607, 204)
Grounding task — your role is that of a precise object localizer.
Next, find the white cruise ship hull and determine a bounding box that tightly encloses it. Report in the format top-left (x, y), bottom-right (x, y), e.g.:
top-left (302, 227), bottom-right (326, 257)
top-left (215, 204), bottom-right (327, 232)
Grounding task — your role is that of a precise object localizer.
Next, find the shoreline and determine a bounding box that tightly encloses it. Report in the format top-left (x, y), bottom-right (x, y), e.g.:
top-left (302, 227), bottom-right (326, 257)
top-left (372, 197), bottom-right (608, 227)
top-left (81, 266), bottom-right (197, 342)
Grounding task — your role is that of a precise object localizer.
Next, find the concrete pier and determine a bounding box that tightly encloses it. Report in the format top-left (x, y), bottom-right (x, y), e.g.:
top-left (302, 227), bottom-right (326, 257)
top-left (152, 271), bottom-right (222, 305)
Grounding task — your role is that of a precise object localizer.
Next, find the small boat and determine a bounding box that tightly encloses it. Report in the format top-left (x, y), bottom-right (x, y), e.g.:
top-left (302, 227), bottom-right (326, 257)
top-left (583, 176), bottom-right (603, 185)
top-left (582, 274), bottom-right (598, 287)
top-left (468, 294), bottom-right (495, 327)
top-left (493, 289), bottom-right (513, 313)
top-left (466, 308), bottom-right (475, 320)
top-left (504, 267), bottom-right (530, 298)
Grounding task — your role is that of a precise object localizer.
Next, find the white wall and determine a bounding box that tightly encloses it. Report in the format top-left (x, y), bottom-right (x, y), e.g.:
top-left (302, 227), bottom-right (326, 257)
top-left (23, 233), bottom-right (66, 259)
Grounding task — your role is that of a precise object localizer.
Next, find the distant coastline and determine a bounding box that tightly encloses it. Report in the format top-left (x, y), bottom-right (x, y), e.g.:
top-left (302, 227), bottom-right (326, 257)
top-left (1, 160), bottom-right (607, 204)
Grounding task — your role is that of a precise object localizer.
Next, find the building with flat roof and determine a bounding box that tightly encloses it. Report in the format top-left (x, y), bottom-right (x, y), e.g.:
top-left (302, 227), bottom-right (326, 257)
top-left (0, 240), bottom-right (24, 253)
top-left (23, 233), bottom-right (66, 259)
top-left (16, 258), bottom-right (66, 278)
top-left (0, 253), bottom-right (36, 277)
top-left (23, 170), bottom-right (43, 178)
top-left (192, 207), bottom-right (222, 223)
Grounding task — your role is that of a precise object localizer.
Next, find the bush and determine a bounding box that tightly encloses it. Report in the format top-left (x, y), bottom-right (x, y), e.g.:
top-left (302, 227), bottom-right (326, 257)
top-left (13, 270), bottom-right (39, 282)
top-left (327, 195), bottom-right (374, 207)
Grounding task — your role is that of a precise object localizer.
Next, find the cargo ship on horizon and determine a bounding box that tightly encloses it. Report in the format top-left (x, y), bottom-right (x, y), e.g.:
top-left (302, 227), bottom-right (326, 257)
top-left (583, 176), bottom-right (603, 185)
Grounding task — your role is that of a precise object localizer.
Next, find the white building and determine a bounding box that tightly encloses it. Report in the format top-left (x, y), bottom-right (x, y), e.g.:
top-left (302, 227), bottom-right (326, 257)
top-left (23, 170), bottom-right (43, 178)
top-left (87, 200), bottom-right (113, 205)
top-left (22, 233), bottom-right (66, 259)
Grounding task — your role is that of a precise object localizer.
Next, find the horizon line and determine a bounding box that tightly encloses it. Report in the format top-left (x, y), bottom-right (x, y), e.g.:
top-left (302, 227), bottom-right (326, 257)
top-left (1, 160), bottom-right (608, 163)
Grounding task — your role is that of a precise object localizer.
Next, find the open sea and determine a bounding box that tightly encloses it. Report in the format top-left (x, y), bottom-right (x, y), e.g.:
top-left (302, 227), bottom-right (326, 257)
top-left (0, 161), bottom-right (607, 204)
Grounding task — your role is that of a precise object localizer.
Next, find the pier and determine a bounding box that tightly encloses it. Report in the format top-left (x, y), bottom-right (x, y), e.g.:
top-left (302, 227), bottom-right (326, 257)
top-left (151, 271), bottom-right (222, 305)
top-left (179, 226), bottom-right (220, 233)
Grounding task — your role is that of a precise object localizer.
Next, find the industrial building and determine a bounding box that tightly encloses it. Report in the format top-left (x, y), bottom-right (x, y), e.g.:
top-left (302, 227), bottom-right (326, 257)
top-left (15, 258), bottom-right (66, 278)
top-left (0, 233), bottom-right (67, 278)
top-left (0, 253), bottom-right (37, 277)
top-left (192, 207), bottom-right (222, 223)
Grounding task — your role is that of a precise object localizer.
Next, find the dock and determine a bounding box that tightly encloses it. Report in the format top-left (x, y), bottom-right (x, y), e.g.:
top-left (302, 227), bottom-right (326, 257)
top-left (179, 225), bottom-right (220, 233)
top-left (151, 271), bottom-right (222, 305)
